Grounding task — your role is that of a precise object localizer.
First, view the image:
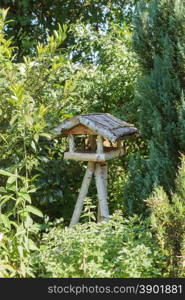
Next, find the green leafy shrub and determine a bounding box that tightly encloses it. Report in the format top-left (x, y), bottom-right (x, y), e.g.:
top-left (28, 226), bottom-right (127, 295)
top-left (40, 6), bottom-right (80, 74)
top-left (32, 212), bottom-right (167, 278)
top-left (1, 5), bottom-right (178, 280)
top-left (147, 155), bottom-right (185, 277)
top-left (63, 23), bottom-right (140, 122)
top-left (0, 8), bottom-right (68, 277)
top-left (0, 169), bottom-right (43, 277)
top-left (0, 1), bottom-right (138, 59)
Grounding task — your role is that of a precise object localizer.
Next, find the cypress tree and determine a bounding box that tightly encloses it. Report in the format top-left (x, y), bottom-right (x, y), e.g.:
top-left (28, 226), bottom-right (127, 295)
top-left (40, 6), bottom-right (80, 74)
top-left (124, 0), bottom-right (185, 213)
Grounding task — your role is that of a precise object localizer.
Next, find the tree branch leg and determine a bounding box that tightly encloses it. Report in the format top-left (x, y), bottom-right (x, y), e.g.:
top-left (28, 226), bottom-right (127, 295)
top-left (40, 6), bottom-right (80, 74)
top-left (69, 161), bottom-right (95, 227)
top-left (95, 162), bottom-right (109, 222)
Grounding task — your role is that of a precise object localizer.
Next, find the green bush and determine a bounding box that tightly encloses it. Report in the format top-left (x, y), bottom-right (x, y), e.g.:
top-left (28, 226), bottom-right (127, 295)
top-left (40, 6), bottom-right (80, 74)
top-left (1, 4), bottom-right (182, 279)
top-left (0, 8), bottom-right (68, 277)
top-left (32, 212), bottom-right (167, 278)
top-left (147, 155), bottom-right (185, 277)
top-left (63, 23), bottom-right (140, 122)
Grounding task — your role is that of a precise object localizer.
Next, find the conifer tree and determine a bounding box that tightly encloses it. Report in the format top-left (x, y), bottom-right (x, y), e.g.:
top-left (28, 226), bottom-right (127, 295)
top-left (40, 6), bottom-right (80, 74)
top-left (124, 0), bottom-right (185, 213)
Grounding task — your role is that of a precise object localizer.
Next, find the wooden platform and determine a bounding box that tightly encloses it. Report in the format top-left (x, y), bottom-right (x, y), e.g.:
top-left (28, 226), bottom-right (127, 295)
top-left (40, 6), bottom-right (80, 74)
top-left (64, 148), bottom-right (125, 162)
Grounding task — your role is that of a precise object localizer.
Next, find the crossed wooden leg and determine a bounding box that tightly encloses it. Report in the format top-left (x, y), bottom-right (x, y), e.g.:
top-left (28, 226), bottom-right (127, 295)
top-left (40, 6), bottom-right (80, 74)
top-left (69, 161), bottom-right (109, 227)
top-left (95, 162), bottom-right (109, 222)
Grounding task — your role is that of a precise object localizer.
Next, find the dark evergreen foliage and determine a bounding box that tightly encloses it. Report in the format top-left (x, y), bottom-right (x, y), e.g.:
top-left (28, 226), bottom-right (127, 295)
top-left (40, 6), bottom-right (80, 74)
top-left (124, 0), bottom-right (185, 213)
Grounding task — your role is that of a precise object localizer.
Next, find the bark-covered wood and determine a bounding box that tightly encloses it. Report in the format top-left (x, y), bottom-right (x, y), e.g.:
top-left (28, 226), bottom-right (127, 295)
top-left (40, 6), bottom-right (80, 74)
top-left (54, 117), bottom-right (80, 135)
top-left (69, 161), bottom-right (95, 227)
top-left (95, 162), bottom-right (109, 222)
top-left (54, 113), bottom-right (138, 142)
top-left (117, 140), bottom-right (122, 149)
top-left (69, 134), bottom-right (75, 152)
top-left (97, 135), bottom-right (104, 153)
top-left (89, 135), bottom-right (97, 151)
top-left (64, 124), bottom-right (96, 135)
top-left (64, 148), bottom-right (125, 161)
top-left (80, 116), bottom-right (117, 142)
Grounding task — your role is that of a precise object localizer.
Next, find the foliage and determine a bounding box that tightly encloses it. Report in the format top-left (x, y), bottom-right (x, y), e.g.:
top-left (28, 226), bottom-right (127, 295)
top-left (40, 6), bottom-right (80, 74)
top-left (0, 6), bottom-right (139, 223)
top-left (147, 154), bottom-right (185, 277)
top-left (0, 0), bottom-right (139, 59)
top-left (63, 23), bottom-right (140, 121)
top-left (0, 8), bottom-right (68, 277)
top-left (0, 8), bottom-right (140, 277)
top-left (59, 23), bottom-right (141, 216)
top-left (0, 1), bottom-right (184, 279)
top-left (0, 169), bottom-right (42, 277)
top-left (124, 0), bottom-right (185, 213)
top-left (32, 211), bottom-right (166, 278)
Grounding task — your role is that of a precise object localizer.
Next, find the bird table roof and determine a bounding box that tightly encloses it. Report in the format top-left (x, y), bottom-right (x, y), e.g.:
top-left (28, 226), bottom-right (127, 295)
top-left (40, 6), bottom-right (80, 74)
top-left (54, 113), bottom-right (138, 143)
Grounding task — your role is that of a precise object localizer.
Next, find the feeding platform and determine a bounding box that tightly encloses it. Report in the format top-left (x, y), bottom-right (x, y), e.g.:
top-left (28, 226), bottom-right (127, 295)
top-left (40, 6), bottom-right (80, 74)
top-left (54, 113), bottom-right (138, 227)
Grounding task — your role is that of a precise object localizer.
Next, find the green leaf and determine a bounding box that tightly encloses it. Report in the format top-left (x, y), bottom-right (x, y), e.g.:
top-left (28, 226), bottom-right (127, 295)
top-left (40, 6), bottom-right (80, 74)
top-left (25, 205), bottom-right (43, 218)
top-left (0, 169), bottom-right (23, 181)
top-left (0, 133), bottom-right (7, 142)
top-left (0, 169), bottom-right (17, 177)
top-left (0, 187), bottom-right (6, 193)
top-left (33, 133), bottom-right (39, 143)
top-left (28, 239), bottom-right (38, 251)
top-left (30, 140), bottom-right (37, 152)
top-left (0, 214), bottom-right (11, 229)
top-left (9, 114), bottom-right (18, 126)
top-left (19, 192), bottom-right (31, 203)
top-left (24, 214), bottom-right (33, 228)
top-left (18, 245), bottom-right (24, 259)
top-left (15, 225), bottom-right (26, 236)
top-left (7, 176), bottom-right (16, 184)
top-left (10, 221), bottom-right (18, 229)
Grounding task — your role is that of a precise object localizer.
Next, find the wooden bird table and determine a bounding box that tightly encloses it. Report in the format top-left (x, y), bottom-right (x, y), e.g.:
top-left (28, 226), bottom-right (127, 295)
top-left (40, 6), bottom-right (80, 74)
top-left (53, 113), bottom-right (138, 227)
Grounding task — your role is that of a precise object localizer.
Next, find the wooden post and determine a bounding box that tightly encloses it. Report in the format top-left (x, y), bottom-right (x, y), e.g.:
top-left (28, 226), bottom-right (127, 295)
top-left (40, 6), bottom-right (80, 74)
top-left (117, 140), bottom-right (122, 150)
top-left (95, 162), bottom-right (109, 222)
top-left (97, 135), bottom-right (104, 153)
top-left (89, 135), bottom-right (97, 151)
top-left (69, 161), bottom-right (95, 227)
top-left (69, 134), bottom-right (75, 152)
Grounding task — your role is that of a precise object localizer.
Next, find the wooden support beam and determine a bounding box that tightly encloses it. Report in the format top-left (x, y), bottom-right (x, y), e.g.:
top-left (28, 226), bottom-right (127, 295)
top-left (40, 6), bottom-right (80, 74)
top-left (89, 135), bottom-right (97, 151)
top-left (64, 124), bottom-right (97, 135)
top-left (69, 161), bottom-right (95, 227)
top-left (69, 134), bottom-right (75, 152)
top-left (117, 140), bottom-right (122, 150)
top-left (97, 135), bottom-right (104, 153)
top-left (95, 162), bottom-right (109, 222)
top-left (64, 148), bottom-right (125, 162)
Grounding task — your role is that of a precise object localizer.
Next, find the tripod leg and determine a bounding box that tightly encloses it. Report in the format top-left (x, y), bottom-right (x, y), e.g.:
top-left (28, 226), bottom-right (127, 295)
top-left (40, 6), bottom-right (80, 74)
top-left (95, 162), bottom-right (109, 222)
top-left (69, 161), bottom-right (95, 227)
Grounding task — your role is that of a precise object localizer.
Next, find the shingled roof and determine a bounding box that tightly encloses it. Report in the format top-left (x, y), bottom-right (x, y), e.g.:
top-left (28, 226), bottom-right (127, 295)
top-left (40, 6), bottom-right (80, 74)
top-left (54, 113), bottom-right (138, 143)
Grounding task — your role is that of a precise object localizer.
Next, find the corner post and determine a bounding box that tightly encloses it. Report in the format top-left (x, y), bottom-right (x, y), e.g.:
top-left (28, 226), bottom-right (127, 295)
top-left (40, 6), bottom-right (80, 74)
top-left (69, 134), bottom-right (75, 152)
top-left (97, 135), bottom-right (104, 153)
top-left (117, 140), bottom-right (122, 150)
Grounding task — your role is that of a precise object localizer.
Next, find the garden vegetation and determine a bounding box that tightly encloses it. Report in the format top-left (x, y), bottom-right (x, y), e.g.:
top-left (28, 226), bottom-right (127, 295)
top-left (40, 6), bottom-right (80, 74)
top-left (0, 0), bottom-right (184, 278)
